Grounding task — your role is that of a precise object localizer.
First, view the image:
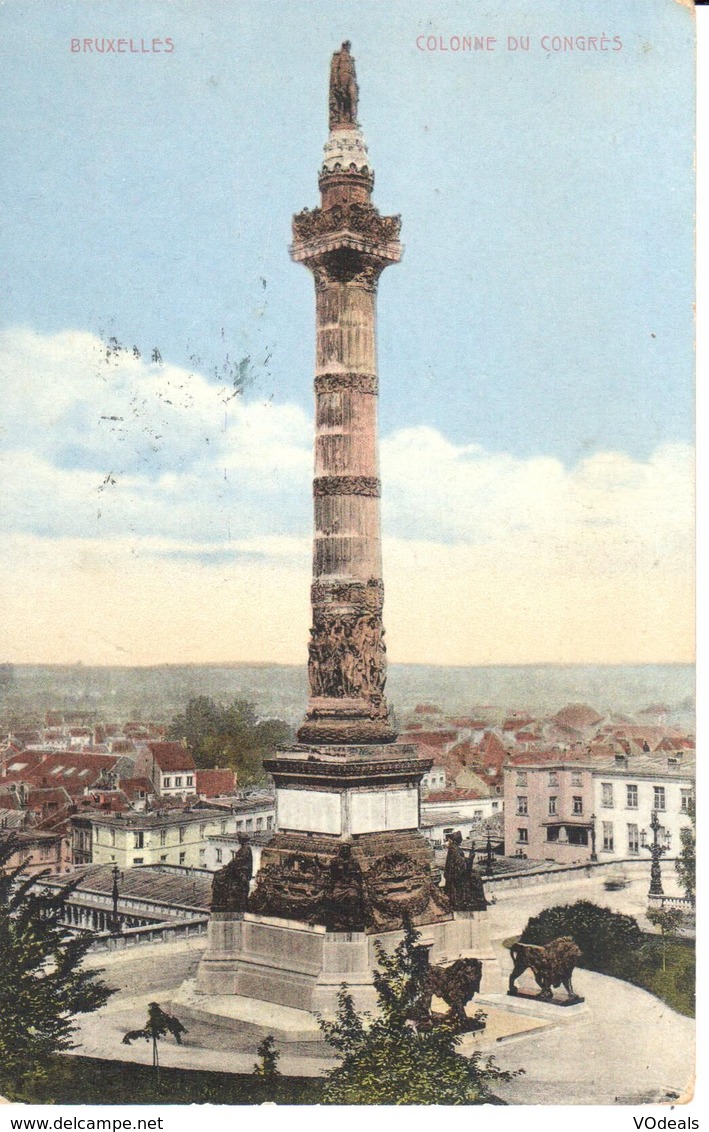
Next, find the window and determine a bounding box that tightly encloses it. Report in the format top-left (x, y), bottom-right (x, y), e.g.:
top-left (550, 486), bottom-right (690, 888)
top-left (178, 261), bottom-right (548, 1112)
top-left (133, 831), bottom-right (144, 850)
top-left (602, 822), bottom-right (614, 852)
top-left (160, 854), bottom-right (168, 863)
top-left (216, 849), bottom-right (223, 863)
top-left (516, 796), bottom-right (528, 815)
top-left (548, 796), bottom-right (557, 816)
top-left (568, 828), bottom-right (588, 846)
top-left (492, 800), bottom-right (499, 810)
top-left (627, 824), bottom-right (639, 854)
top-left (548, 772), bottom-right (559, 787)
top-left (133, 857), bottom-right (144, 865)
top-left (517, 828), bottom-right (528, 844)
top-left (653, 786), bottom-right (666, 812)
top-left (163, 777), bottom-right (171, 788)
top-left (256, 817), bottom-right (264, 829)
top-left (179, 852), bottom-right (186, 865)
top-left (267, 816), bottom-right (274, 829)
top-left (159, 829), bottom-right (167, 847)
top-left (110, 829), bottom-right (116, 847)
top-left (179, 826), bottom-right (186, 843)
top-left (174, 777), bottom-right (183, 788)
top-left (516, 772), bottom-right (528, 787)
top-left (573, 796), bottom-right (583, 815)
top-left (246, 819), bottom-right (253, 830)
top-left (626, 784), bottom-right (638, 809)
top-left (199, 848), bottom-right (206, 859)
top-left (236, 820), bottom-right (244, 830)
top-left (681, 789), bottom-right (693, 814)
top-left (546, 827), bottom-right (559, 842)
top-left (186, 775), bottom-right (194, 787)
top-left (199, 824), bottom-right (206, 838)
top-left (220, 821), bottom-right (227, 835)
top-left (571, 772), bottom-right (583, 787)
top-left (601, 782), bottom-right (613, 807)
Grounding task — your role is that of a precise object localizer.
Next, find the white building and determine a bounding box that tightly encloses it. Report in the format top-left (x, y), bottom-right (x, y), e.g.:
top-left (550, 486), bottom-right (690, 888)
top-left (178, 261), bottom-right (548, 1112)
top-left (591, 752), bottom-right (694, 863)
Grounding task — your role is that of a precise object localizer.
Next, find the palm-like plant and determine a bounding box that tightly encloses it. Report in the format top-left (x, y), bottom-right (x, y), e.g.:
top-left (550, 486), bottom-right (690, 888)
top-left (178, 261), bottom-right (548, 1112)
top-left (123, 1002), bottom-right (187, 1081)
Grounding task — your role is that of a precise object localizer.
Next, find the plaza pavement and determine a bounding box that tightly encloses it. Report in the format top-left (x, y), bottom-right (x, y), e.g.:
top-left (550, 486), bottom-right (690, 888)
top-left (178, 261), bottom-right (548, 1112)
top-left (66, 867), bottom-right (694, 1103)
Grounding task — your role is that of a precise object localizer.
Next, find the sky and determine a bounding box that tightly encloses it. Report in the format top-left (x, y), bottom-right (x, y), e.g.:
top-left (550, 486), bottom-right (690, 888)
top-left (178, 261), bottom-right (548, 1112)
top-left (0, 0), bottom-right (695, 667)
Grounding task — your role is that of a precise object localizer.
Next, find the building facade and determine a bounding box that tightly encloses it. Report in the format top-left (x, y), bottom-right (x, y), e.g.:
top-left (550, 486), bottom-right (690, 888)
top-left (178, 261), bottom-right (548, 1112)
top-left (592, 754), bottom-right (695, 863)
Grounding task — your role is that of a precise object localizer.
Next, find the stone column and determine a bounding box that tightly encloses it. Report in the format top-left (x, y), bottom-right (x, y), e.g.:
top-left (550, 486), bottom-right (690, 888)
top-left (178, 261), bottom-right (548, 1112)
top-left (291, 68), bottom-right (402, 747)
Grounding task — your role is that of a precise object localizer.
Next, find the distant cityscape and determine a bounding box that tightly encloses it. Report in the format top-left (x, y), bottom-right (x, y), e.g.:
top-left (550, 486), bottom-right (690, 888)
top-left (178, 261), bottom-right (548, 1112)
top-left (0, 678), bottom-right (694, 942)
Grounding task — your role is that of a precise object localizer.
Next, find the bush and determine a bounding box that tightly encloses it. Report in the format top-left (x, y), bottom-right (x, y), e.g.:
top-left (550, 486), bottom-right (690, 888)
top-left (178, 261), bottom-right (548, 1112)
top-left (319, 921), bottom-right (520, 1105)
top-left (519, 900), bottom-right (643, 978)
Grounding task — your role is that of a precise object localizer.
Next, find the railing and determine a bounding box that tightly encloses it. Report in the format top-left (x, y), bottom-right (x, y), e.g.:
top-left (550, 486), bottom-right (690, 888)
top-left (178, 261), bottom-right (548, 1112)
top-left (89, 915), bottom-right (210, 951)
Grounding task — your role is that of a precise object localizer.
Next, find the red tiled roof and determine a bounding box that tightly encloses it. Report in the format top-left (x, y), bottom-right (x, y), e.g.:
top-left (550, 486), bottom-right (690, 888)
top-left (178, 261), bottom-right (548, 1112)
top-left (144, 742), bottom-right (196, 772)
top-left (196, 768), bottom-right (237, 797)
top-left (553, 704), bottom-right (604, 731)
top-left (400, 730), bottom-right (458, 749)
top-left (426, 788), bottom-right (484, 803)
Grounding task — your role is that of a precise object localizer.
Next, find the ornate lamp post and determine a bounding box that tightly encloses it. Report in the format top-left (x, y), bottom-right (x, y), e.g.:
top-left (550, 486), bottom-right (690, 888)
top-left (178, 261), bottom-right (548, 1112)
top-left (640, 809), bottom-right (671, 897)
top-left (108, 864), bottom-right (122, 936)
top-left (589, 812), bottom-right (598, 862)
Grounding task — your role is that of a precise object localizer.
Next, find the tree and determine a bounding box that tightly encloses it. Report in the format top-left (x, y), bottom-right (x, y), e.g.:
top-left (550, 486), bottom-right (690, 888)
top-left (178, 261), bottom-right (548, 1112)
top-left (0, 836), bottom-right (113, 1093)
top-left (675, 799), bottom-right (695, 907)
top-left (122, 1001), bottom-right (187, 1083)
top-left (646, 905), bottom-right (686, 972)
top-left (167, 696), bottom-right (292, 786)
top-left (319, 921), bottom-right (518, 1105)
top-left (519, 900), bottom-right (644, 978)
top-left (252, 1035), bottom-right (281, 1084)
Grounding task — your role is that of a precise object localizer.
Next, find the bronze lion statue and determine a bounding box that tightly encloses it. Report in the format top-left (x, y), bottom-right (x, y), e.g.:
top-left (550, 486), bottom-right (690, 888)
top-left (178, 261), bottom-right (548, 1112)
top-left (415, 957), bottom-right (484, 1029)
top-left (508, 935), bottom-right (582, 1001)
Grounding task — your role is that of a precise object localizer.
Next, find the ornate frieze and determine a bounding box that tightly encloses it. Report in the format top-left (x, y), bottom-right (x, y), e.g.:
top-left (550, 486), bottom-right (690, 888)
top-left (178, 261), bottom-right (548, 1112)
top-left (311, 576), bottom-right (384, 609)
top-left (292, 202), bottom-right (401, 245)
top-left (314, 475), bottom-right (380, 497)
top-left (247, 836), bottom-right (452, 933)
top-left (315, 372), bottom-right (378, 395)
top-left (307, 608), bottom-right (387, 701)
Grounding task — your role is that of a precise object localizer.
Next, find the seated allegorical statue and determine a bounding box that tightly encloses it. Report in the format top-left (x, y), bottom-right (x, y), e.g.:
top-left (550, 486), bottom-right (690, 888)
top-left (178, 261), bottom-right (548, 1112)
top-left (210, 832), bottom-right (253, 913)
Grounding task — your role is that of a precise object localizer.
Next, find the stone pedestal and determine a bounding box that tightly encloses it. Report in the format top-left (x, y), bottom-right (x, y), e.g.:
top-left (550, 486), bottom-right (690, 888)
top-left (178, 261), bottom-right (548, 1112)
top-left (192, 908), bottom-right (501, 1028)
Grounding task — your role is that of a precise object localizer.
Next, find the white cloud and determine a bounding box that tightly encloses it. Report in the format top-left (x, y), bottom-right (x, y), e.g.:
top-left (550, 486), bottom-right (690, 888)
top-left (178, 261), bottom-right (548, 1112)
top-left (0, 327), bottom-right (694, 665)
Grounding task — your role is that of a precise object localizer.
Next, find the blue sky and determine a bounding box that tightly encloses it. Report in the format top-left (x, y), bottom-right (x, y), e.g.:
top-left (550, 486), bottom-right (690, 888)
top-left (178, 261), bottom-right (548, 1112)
top-left (0, 0), bottom-right (695, 665)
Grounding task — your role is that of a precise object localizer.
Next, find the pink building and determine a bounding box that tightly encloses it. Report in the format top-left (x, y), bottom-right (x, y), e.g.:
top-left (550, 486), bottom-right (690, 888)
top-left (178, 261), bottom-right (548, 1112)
top-left (504, 756), bottom-right (595, 864)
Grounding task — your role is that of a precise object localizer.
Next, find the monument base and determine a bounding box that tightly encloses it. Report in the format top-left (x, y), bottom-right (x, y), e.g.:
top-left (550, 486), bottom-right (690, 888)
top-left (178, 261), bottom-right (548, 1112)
top-left (188, 909), bottom-right (502, 1027)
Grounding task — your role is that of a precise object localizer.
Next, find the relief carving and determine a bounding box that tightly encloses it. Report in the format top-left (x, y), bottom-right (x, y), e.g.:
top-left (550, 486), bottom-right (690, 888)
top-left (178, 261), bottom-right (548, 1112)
top-left (248, 843), bottom-right (451, 933)
top-left (248, 851), bottom-right (329, 923)
top-left (315, 373), bottom-right (378, 396)
top-left (293, 202), bottom-right (401, 245)
top-left (311, 576), bottom-right (384, 610)
top-left (364, 851), bottom-right (450, 933)
top-left (307, 610), bottom-right (387, 701)
top-left (314, 475), bottom-right (380, 497)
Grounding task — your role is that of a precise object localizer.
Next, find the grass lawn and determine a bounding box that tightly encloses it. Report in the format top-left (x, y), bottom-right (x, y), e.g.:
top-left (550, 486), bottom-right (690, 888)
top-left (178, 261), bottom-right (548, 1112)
top-left (616, 935), bottom-right (695, 1018)
top-left (0, 1055), bottom-right (323, 1106)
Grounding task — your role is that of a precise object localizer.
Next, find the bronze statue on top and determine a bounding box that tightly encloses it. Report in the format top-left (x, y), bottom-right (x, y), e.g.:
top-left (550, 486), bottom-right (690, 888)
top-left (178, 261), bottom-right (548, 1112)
top-left (443, 832), bottom-right (488, 912)
top-left (329, 41), bottom-right (359, 129)
top-left (211, 833), bottom-right (253, 913)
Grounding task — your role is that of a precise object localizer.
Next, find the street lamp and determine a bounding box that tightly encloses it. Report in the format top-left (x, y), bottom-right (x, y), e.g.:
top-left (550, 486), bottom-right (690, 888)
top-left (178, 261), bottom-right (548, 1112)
top-left (589, 813), bottom-right (597, 862)
top-left (108, 864), bottom-right (122, 936)
top-left (640, 809), bottom-right (671, 897)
